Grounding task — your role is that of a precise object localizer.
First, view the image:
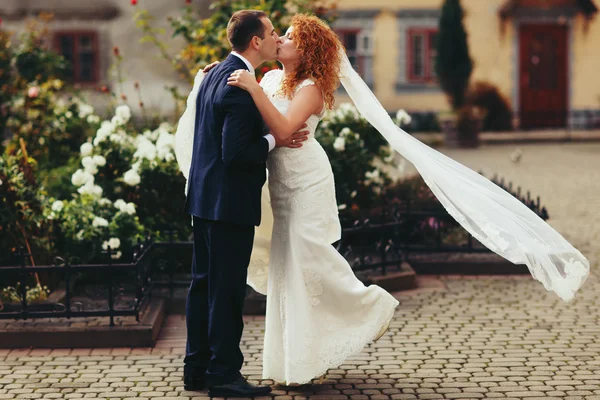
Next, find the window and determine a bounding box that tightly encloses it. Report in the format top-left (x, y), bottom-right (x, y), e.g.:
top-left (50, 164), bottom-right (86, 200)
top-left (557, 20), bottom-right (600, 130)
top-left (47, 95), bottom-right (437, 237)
top-left (336, 29), bottom-right (374, 83)
top-left (407, 28), bottom-right (437, 83)
top-left (53, 31), bottom-right (99, 84)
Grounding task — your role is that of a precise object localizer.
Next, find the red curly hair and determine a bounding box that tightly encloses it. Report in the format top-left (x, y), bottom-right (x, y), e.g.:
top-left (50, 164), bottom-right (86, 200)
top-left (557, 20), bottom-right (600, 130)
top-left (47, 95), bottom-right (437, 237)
top-left (279, 14), bottom-right (342, 110)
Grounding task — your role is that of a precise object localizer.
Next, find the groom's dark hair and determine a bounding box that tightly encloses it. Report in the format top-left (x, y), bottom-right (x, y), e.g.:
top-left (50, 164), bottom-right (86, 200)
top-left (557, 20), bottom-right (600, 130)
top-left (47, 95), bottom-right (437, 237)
top-left (227, 10), bottom-right (268, 52)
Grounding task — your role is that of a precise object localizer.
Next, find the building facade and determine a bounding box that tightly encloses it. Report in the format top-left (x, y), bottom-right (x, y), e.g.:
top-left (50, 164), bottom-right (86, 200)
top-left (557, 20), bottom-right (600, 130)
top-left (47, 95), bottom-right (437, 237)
top-left (333, 0), bottom-right (600, 130)
top-left (2, 0), bottom-right (600, 130)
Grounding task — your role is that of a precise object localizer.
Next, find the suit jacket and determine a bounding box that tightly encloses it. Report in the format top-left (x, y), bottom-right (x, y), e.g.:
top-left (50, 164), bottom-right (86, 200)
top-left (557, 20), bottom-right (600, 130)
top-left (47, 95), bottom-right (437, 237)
top-left (184, 54), bottom-right (269, 226)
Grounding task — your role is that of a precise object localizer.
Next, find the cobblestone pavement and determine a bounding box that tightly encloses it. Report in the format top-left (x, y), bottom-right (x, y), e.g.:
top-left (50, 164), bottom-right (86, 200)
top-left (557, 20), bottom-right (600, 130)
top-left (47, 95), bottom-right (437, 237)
top-left (1, 143), bottom-right (599, 399)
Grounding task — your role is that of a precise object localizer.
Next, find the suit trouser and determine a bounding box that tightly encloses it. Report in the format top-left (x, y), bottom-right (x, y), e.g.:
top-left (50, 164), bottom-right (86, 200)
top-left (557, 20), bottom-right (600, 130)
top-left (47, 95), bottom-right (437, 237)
top-left (184, 216), bottom-right (255, 383)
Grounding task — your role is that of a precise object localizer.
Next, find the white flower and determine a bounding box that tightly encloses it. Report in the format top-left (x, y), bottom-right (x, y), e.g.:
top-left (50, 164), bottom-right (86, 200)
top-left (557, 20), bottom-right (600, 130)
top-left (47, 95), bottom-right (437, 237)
top-left (82, 156), bottom-right (98, 174)
top-left (92, 155), bottom-right (106, 167)
top-left (87, 115), bottom-right (100, 124)
top-left (77, 181), bottom-right (103, 197)
top-left (99, 198), bottom-right (112, 206)
top-left (131, 161), bottom-right (141, 172)
top-left (340, 127), bottom-right (352, 138)
top-left (100, 120), bottom-right (115, 131)
top-left (71, 169), bottom-right (94, 187)
top-left (156, 130), bottom-right (174, 148)
top-left (350, 191), bottom-right (357, 198)
top-left (111, 251), bottom-right (122, 260)
top-left (333, 137), bottom-right (345, 152)
top-left (65, 111), bottom-right (73, 119)
top-left (143, 129), bottom-right (154, 140)
top-left (124, 202), bottom-right (136, 215)
top-left (134, 136), bottom-right (157, 161)
top-left (159, 122), bottom-right (173, 132)
top-left (92, 216), bottom-right (109, 228)
top-left (157, 147), bottom-right (171, 161)
top-left (94, 135), bottom-right (107, 146)
top-left (114, 199), bottom-right (127, 211)
top-left (339, 102), bottom-right (360, 119)
top-left (111, 115), bottom-right (126, 126)
top-left (338, 204), bottom-right (347, 210)
top-left (395, 109), bottom-right (412, 126)
top-left (164, 152), bottom-right (175, 162)
top-left (114, 199), bottom-right (136, 215)
top-left (93, 121), bottom-right (114, 146)
top-left (0, 179), bottom-right (3, 186)
top-left (115, 105), bottom-right (131, 123)
top-left (109, 133), bottom-right (126, 144)
top-left (123, 169), bottom-right (141, 186)
top-left (51, 201), bottom-right (64, 212)
top-left (80, 142), bottom-right (93, 157)
top-left (78, 103), bottom-right (94, 119)
top-left (102, 237), bottom-right (121, 250)
top-left (365, 169), bottom-right (381, 184)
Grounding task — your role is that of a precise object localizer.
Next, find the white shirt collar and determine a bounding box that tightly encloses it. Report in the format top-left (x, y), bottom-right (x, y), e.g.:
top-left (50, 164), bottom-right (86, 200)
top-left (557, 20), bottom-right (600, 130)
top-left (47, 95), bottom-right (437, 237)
top-left (230, 51), bottom-right (255, 75)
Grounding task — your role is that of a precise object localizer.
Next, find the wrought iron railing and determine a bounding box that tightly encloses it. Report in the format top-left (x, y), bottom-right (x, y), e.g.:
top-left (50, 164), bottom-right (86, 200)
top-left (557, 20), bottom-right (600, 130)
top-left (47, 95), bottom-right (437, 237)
top-left (335, 172), bottom-right (549, 276)
top-left (0, 175), bottom-right (549, 321)
top-left (0, 238), bottom-right (155, 325)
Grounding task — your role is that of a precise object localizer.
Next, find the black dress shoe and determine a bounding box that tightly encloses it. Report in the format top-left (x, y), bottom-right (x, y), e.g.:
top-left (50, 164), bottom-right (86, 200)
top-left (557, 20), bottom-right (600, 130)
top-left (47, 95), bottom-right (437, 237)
top-left (183, 375), bottom-right (206, 391)
top-left (208, 376), bottom-right (272, 397)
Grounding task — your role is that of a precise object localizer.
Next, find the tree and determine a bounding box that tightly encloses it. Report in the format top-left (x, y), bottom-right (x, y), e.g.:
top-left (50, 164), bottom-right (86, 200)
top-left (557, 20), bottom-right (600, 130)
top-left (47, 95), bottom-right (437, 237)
top-left (435, 0), bottom-right (473, 110)
top-left (133, 0), bottom-right (337, 108)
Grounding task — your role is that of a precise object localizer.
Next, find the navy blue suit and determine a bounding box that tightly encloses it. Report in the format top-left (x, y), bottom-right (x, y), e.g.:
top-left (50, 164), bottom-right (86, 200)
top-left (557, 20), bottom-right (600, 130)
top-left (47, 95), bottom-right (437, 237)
top-left (183, 54), bottom-right (269, 384)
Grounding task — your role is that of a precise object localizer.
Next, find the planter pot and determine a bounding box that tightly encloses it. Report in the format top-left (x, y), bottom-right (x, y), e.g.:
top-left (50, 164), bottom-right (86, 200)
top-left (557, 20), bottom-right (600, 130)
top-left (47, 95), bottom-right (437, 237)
top-left (438, 111), bottom-right (482, 149)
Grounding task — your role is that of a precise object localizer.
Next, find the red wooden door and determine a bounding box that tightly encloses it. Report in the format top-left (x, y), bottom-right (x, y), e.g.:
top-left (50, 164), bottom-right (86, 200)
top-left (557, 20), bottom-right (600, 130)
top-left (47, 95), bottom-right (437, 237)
top-left (519, 24), bottom-right (568, 129)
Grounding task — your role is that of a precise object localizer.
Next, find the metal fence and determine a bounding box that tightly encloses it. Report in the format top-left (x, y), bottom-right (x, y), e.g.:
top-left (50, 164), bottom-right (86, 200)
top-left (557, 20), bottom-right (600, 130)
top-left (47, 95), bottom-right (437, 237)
top-left (0, 176), bottom-right (549, 321)
top-left (335, 173), bottom-right (549, 276)
top-left (0, 239), bottom-right (154, 325)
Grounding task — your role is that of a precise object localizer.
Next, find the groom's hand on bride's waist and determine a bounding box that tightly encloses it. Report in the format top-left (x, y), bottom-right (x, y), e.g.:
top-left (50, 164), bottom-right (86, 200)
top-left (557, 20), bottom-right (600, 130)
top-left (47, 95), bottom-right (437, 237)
top-left (276, 124), bottom-right (309, 149)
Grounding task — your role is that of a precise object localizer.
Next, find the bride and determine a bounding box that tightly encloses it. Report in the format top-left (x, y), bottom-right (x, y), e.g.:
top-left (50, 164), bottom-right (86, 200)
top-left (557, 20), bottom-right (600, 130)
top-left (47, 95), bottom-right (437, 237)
top-left (178, 12), bottom-right (589, 388)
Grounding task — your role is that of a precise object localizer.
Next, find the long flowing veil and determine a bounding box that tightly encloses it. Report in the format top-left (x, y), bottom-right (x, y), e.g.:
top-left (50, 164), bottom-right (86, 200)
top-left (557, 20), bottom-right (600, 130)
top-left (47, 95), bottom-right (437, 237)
top-left (174, 70), bottom-right (204, 185)
top-left (336, 49), bottom-right (588, 301)
top-left (175, 52), bottom-right (590, 302)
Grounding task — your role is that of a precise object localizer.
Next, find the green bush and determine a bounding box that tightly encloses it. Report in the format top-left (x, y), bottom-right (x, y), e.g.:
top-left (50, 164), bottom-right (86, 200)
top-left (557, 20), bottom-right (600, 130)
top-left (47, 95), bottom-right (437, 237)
top-left (0, 151), bottom-right (52, 265)
top-left (466, 81), bottom-right (513, 131)
top-left (316, 103), bottom-right (411, 212)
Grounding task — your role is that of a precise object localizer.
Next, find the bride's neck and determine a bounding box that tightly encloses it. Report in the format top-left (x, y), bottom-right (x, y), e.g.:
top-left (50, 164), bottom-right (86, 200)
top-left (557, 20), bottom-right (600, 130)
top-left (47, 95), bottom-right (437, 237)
top-left (281, 62), bottom-right (298, 77)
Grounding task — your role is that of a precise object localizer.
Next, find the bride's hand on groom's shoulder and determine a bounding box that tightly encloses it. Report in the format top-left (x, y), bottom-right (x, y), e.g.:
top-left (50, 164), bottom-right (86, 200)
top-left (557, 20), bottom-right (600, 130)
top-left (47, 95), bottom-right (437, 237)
top-left (227, 69), bottom-right (259, 93)
top-left (276, 124), bottom-right (309, 149)
top-left (202, 61), bottom-right (220, 73)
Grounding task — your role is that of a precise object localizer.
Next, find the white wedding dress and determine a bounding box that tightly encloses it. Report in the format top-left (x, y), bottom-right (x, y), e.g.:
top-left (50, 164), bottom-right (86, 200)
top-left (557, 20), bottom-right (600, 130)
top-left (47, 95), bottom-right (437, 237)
top-left (247, 69), bottom-right (399, 385)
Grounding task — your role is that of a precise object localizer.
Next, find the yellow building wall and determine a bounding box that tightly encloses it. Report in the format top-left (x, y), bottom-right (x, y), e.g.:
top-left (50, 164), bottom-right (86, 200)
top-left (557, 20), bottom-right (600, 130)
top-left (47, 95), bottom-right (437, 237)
top-left (335, 0), bottom-right (600, 114)
top-left (335, 0), bottom-right (449, 112)
top-left (571, 14), bottom-right (600, 110)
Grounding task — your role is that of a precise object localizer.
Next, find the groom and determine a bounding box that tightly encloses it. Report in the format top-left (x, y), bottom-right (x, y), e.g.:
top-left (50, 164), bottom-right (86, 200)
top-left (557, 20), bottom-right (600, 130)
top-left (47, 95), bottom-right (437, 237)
top-left (182, 10), bottom-right (309, 398)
